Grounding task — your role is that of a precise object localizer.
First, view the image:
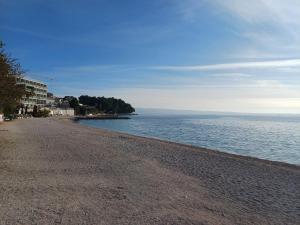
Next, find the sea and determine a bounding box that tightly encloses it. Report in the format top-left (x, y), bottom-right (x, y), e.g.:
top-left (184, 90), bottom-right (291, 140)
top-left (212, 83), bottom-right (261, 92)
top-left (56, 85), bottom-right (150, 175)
top-left (79, 111), bottom-right (300, 165)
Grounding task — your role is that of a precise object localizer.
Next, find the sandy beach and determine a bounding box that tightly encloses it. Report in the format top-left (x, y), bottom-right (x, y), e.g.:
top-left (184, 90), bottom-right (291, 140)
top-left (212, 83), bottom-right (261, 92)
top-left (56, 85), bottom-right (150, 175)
top-left (0, 118), bottom-right (299, 225)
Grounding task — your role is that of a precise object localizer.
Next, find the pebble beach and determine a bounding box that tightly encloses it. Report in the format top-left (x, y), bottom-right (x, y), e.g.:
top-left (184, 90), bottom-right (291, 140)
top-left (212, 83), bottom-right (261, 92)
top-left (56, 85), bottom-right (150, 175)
top-left (0, 118), bottom-right (299, 225)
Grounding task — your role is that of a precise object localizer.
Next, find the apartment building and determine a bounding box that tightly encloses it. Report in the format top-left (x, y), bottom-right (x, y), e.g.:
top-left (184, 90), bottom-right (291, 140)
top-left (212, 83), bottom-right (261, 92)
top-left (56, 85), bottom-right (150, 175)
top-left (16, 77), bottom-right (48, 108)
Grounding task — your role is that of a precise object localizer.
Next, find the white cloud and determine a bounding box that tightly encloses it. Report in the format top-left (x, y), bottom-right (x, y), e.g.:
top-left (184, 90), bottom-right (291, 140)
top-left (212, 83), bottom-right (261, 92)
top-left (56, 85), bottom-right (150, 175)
top-left (211, 73), bottom-right (252, 78)
top-left (255, 80), bottom-right (284, 88)
top-left (213, 0), bottom-right (300, 27)
top-left (184, 0), bottom-right (300, 59)
top-left (276, 67), bottom-right (300, 73)
top-left (169, 0), bottom-right (208, 22)
top-left (154, 59), bottom-right (300, 72)
top-left (214, 0), bottom-right (268, 24)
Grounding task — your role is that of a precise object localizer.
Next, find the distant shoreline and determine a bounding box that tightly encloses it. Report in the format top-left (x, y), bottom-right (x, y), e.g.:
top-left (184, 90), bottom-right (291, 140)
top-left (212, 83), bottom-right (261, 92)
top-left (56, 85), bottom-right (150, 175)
top-left (77, 113), bottom-right (300, 165)
top-left (76, 118), bottom-right (299, 168)
top-left (73, 114), bottom-right (131, 121)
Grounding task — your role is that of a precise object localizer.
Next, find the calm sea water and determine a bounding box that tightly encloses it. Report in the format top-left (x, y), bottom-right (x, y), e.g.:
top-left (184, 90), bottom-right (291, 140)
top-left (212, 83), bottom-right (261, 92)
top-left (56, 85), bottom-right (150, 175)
top-left (79, 114), bottom-right (300, 165)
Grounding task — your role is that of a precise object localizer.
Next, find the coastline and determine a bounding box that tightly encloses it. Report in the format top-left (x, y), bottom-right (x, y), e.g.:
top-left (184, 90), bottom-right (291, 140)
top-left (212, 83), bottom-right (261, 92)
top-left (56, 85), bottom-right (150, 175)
top-left (0, 118), bottom-right (299, 224)
top-left (76, 118), bottom-right (299, 169)
top-left (77, 114), bottom-right (300, 165)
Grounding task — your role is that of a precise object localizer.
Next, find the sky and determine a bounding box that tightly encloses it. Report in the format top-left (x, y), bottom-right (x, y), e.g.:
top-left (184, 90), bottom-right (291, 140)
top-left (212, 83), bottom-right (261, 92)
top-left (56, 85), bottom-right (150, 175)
top-left (1, 0), bottom-right (300, 114)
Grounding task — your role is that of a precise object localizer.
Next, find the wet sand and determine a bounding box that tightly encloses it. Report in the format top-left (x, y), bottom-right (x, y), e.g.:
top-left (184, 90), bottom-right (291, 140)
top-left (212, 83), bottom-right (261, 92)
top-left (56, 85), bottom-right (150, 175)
top-left (0, 118), bottom-right (299, 225)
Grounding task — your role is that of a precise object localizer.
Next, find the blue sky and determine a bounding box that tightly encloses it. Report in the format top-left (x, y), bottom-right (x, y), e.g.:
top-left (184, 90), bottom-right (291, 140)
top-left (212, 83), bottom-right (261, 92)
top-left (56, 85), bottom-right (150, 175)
top-left (1, 0), bottom-right (300, 113)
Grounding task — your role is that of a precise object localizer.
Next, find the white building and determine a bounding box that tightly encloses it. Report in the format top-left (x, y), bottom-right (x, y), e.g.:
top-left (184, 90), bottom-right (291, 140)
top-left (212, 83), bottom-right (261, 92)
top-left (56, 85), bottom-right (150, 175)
top-left (17, 77), bottom-right (48, 109)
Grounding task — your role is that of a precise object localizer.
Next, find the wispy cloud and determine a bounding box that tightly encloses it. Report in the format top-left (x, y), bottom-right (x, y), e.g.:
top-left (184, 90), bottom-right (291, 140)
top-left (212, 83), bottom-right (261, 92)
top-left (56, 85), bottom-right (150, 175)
top-left (153, 59), bottom-right (300, 72)
top-left (0, 25), bottom-right (112, 48)
top-left (37, 65), bottom-right (145, 78)
top-left (211, 73), bottom-right (252, 78)
top-left (212, 0), bottom-right (300, 32)
top-left (173, 0), bottom-right (300, 28)
top-left (213, 0), bottom-right (300, 58)
top-left (0, 25), bottom-right (68, 42)
top-left (169, 0), bottom-right (208, 22)
top-left (276, 67), bottom-right (300, 73)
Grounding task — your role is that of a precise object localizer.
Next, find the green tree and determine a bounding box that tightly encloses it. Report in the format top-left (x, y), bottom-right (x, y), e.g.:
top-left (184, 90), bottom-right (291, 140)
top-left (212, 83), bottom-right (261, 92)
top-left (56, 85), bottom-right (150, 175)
top-left (32, 105), bottom-right (50, 118)
top-left (32, 105), bottom-right (38, 117)
top-left (63, 96), bottom-right (80, 115)
top-left (69, 98), bottom-right (79, 109)
top-left (0, 41), bottom-right (25, 115)
top-left (78, 95), bottom-right (135, 114)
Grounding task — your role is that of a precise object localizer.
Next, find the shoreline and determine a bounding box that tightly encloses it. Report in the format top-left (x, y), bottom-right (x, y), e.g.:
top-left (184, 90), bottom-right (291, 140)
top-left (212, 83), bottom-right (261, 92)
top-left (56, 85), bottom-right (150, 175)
top-left (0, 118), bottom-right (299, 224)
top-left (73, 115), bottom-right (131, 121)
top-left (75, 118), bottom-right (299, 168)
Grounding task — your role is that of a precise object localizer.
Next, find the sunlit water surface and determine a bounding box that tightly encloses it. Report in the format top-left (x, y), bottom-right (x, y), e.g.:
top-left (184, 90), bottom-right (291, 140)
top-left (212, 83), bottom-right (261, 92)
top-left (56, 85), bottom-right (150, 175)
top-left (79, 114), bottom-right (300, 165)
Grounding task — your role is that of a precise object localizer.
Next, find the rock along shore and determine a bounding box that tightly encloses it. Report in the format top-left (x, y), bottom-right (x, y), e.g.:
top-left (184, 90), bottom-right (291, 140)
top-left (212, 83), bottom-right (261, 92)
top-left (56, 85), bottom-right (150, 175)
top-left (0, 118), bottom-right (299, 225)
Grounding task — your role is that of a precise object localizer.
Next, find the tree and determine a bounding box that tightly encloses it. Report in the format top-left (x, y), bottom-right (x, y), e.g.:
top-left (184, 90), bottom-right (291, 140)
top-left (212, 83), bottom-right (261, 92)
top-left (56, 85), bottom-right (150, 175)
top-left (68, 97), bottom-right (79, 109)
top-left (32, 105), bottom-right (50, 117)
top-left (32, 105), bottom-right (38, 117)
top-left (78, 95), bottom-right (135, 114)
top-left (0, 41), bottom-right (25, 115)
top-left (62, 96), bottom-right (80, 115)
